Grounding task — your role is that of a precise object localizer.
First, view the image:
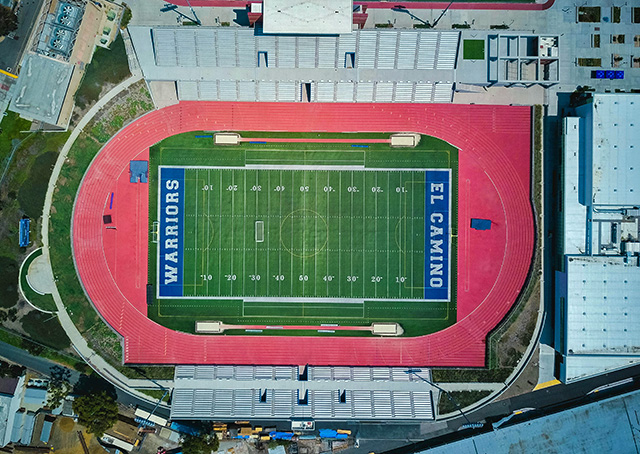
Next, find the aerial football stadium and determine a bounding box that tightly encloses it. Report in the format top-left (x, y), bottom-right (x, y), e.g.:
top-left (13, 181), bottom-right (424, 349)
top-left (72, 102), bottom-right (534, 368)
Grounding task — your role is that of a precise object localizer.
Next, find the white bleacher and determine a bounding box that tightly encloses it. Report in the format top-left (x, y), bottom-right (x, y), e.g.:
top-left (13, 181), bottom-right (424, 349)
top-left (219, 80), bottom-right (237, 101)
top-left (149, 28), bottom-right (459, 73)
top-left (355, 82), bottom-right (374, 102)
top-left (436, 31), bottom-right (460, 70)
top-left (316, 82), bottom-right (335, 102)
top-left (171, 366), bottom-right (439, 420)
top-left (237, 80), bottom-right (256, 101)
top-left (198, 81), bottom-right (218, 100)
top-left (414, 82), bottom-right (434, 103)
top-left (177, 81), bottom-right (198, 100)
top-left (257, 81), bottom-right (277, 101)
top-left (336, 81), bottom-right (354, 102)
top-left (297, 37), bottom-right (316, 68)
top-left (433, 82), bottom-right (454, 103)
top-left (377, 31), bottom-right (397, 70)
top-left (374, 82), bottom-right (394, 102)
top-left (176, 30), bottom-right (197, 67)
top-left (217, 31), bottom-right (236, 67)
top-left (417, 32), bottom-right (438, 70)
top-left (257, 35), bottom-right (276, 67)
top-left (357, 31), bottom-right (377, 69)
top-left (394, 82), bottom-right (414, 102)
top-left (277, 81), bottom-right (297, 102)
top-left (277, 36), bottom-right (297, 68)
top-left (153, 29), bottom-right (177, 66)
top-left (318, 36), bottom-right (337, 68)
top-left (142, 27), bottom-right (458, 103)
top-left (195, 29), bottom-right (216, 67)
top-left (237, 31), bottom-right (256, 67)
top-left (397, 31), bottom-right (418, 70)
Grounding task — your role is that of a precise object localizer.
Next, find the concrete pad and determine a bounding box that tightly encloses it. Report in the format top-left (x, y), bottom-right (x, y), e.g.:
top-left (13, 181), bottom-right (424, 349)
top-left (149, 81), bottom-right (178, 108)
top-left (27, 254), bottom-right (55, 295)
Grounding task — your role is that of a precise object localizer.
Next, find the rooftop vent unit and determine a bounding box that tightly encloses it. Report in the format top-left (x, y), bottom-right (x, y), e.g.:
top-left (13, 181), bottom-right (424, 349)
top-left (58, 14), bottom-right (72, 26)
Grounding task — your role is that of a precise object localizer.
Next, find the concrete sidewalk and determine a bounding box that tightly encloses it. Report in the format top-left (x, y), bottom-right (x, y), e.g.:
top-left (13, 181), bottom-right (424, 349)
top-left (39, 73), bottom-right (171, 409)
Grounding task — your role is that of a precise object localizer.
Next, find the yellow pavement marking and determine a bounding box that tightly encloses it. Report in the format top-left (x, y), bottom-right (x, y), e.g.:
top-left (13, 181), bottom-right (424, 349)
top-left (534, 379), bottom-right (561, 391)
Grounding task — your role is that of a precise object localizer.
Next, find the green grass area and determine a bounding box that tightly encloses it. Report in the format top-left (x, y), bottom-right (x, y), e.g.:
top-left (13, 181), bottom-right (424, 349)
top-left (0, 256), bottom-right (19, 308)
top-left (48, 80), bottom-right (173, 379)
top-left (74, 34), bottom-right (131, 109)
top-left (463, 39), bottom-right (485, 60)
top-left (18, 151), bottom-right (58, 219)
top-left (438, 390), bottom-right (492, 415)
top-left (149, 133), bottom-right (458, 337)
top-left (0, 111), bottom-right (31, 161)
top-left (20, 310), bottom-right (71, 351)
top-left (19, 248), bottom-right (57, 312)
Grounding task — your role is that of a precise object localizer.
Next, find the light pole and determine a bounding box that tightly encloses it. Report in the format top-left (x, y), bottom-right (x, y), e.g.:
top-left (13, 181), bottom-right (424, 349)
top-left (405, 368), bottom-right (473, 425)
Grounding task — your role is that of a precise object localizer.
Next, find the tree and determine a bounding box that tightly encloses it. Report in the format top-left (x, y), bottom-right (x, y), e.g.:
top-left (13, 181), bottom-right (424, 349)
top-left (72, 391), bottom-right (119, 436)
top-left (182, 433), bottom-right (220, 454)
top-left (0, 6), bottom-right (18, 37)
top-left (46, 366), bottom-right (72, 409)
top-left (119, 3), bottom-right (132, 29)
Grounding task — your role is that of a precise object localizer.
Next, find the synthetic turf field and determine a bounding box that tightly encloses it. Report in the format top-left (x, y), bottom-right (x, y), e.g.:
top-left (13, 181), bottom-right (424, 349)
top-left (148, 132), bottom-right (458, 336)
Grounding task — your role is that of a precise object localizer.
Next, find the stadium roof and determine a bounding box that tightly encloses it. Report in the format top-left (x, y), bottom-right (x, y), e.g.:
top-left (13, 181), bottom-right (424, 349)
top-left (10, 53), bottom-right (74, 126)
top-left (170, 365), bottom-right (434, 420)
top-left (129, 27), bottom-right (459, 103)
top-left (262, 0), bottom-right (352, 35)
top-left (562, 117), bottom-right (587, 255)
top-left (565, 255), bottom-right (640, 355)
top-left (416, 389), bottom-right (640, 454)
top-left (577, 94), bottom-right (640, 206)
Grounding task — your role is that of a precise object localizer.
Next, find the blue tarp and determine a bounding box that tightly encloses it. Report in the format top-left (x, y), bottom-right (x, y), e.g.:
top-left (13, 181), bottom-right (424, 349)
top-left (170, 421), bottom-right (200, 436)
top-left (19, 218), bottom-right (30, 247)
top-left (269, 431), bottom-right (295, 440)
top-left (318, 429), bottom-right (348, 439)
top-left (471, 218), bottom-right (492, 230)
top-left (130, 160), bottom-right (149, 183)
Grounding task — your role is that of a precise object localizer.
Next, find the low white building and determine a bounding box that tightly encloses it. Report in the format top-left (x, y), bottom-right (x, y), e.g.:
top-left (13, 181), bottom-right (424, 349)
top-left (556, 93), bottom-right (640, 382)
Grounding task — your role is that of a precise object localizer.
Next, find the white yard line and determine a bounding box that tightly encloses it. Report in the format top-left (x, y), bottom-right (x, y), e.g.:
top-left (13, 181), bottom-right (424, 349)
top-left (194, 169), bottom-right (198, 296)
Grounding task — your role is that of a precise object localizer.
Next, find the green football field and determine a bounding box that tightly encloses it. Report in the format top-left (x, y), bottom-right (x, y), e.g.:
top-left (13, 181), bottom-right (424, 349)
top-left (148, 132), bottom-right (458, 337)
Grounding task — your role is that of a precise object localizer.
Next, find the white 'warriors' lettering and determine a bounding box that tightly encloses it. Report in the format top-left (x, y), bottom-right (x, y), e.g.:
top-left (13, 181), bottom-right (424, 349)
top-left (163, 178), bottom-right (181, 285)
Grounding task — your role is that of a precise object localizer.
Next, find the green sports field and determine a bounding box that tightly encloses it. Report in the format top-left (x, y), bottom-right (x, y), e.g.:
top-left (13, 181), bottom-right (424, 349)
top-left (148, 132), bottom-right (458, 337)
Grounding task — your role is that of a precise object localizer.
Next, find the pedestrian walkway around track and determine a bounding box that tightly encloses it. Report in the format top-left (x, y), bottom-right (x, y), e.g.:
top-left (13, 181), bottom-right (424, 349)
top-left (39, 73), bottom-right (171, 409)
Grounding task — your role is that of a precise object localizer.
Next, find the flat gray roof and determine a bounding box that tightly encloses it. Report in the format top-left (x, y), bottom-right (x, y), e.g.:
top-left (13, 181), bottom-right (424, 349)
top-left (418, 390), bottom-right (640, 454)
top-left (10, 53), bottom-right (74, 125)
top-left (262, 0), bottom-right (352, 35)
top-left (577, 94), bottom-right (640, 206)
top-left (565, 255), bottom-right (640, 356)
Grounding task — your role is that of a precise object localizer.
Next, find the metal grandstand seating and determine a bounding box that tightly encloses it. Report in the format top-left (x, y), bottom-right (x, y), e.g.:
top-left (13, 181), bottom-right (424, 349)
top-left (318, 36), bottom-right (337, 69)
top-left (258, 81), bottom-right (277, 101)
top-left (177, 81), bottom-right (198, 100)
top-left (336, 82), bottom-right (354, 102)
top-left (355, 82), bottom-right (374, 102)
top-left (398, 31), bottom-right (419, 70)
top-left (375, 82), bottom-right (394, 102)
top-left (436, 32), bottom-right (460, 70)
top-left (377, 31), bottom-right (397, 70)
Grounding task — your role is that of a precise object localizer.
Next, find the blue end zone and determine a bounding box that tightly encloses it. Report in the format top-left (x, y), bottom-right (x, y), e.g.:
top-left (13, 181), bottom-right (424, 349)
top-left (424, 170), bottom-right (450, 301)
top-left (159, 167), bottom-right (185, 297)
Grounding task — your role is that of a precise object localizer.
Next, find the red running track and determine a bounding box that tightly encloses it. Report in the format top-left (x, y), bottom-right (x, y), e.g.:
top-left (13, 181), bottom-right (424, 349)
top-left (73, 102), bottom-right (533, 366)
top-left (166, 0), bottom-right (554, 10)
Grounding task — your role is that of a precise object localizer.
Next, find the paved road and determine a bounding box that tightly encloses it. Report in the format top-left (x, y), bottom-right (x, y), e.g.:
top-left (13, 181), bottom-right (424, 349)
top-left (0, 340), bottom-right (170, 418)
top-left (0, 0), bottom-right (45, 72)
